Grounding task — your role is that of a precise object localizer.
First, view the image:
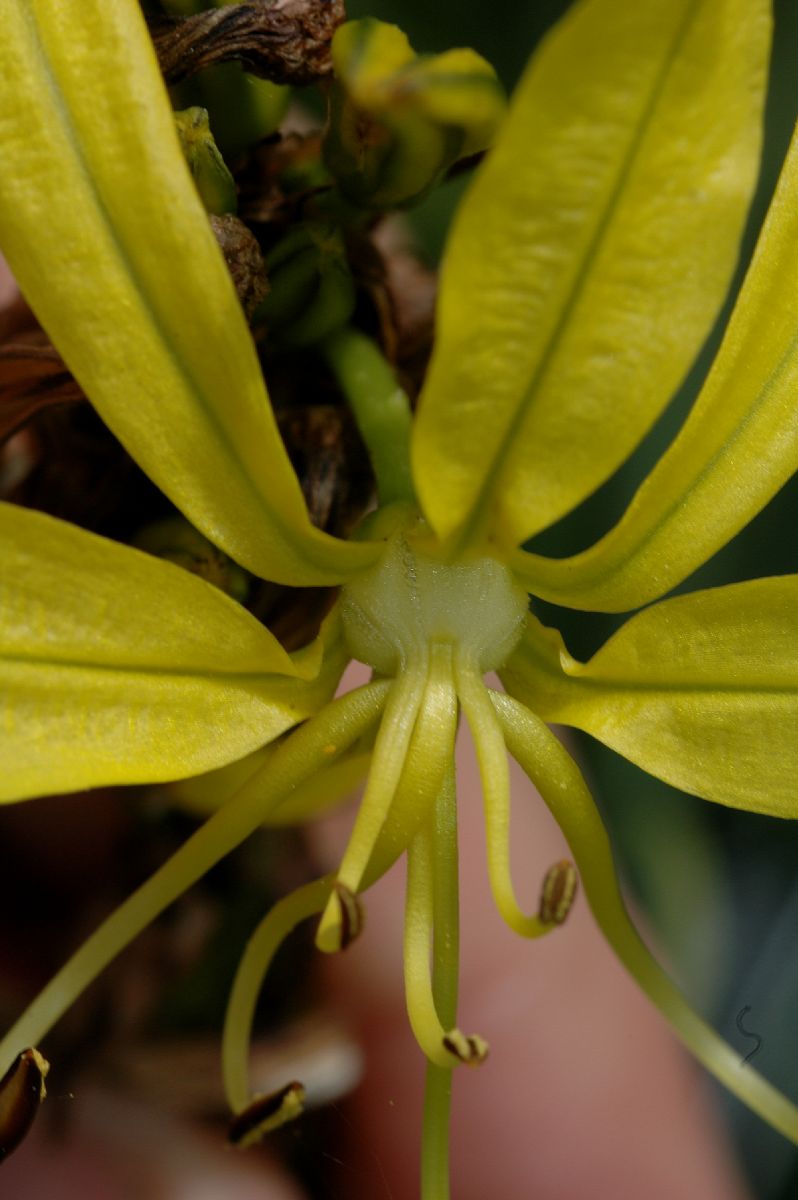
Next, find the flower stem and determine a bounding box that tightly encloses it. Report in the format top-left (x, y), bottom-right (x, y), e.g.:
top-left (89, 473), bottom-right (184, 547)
top-left (0, 682), bottom-right (389, 1073)
top-left (321, 327), bottom-right (415, 506)
top-left (421, 767), bottom-right (458, 1200)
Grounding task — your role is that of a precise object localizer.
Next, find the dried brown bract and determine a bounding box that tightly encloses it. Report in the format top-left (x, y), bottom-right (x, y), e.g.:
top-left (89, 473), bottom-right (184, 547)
top-left (0, 331), bottom-right (83, 446)
top-left (209, 214), bottom-right (269, 319)
top-left (149, 0), bottom-right (345, 88)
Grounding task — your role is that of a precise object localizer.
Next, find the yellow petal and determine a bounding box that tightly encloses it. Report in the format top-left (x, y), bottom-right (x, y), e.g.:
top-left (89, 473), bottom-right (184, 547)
top-left (413, 0), bottom-right (769, 552)
top-left (501, 581), bottom-right (798, 817)
top-left (0, 504), bottom-right (341, 802)
top-left (0, 0), bottom-right (374, 585)
top-left (513, 117), bottom-right (798, 612)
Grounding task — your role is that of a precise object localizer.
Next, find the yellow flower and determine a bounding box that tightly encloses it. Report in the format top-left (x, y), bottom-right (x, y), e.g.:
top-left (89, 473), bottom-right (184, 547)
top-left (2, 0), bottom-right (798, 1190)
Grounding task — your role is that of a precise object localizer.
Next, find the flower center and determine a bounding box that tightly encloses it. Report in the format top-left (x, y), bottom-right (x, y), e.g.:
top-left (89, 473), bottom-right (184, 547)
top-left (340, 514), bottom-right (529, 675)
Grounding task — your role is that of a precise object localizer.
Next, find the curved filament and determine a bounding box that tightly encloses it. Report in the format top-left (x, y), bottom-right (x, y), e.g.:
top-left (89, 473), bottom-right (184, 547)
top-left (222, 876), bottom-right (334, 1115)
top-left (491, 689), bottom-right (798, 1146)
top-left (456, 663), bottom-right (558, 939)
top-left (317, 664), bottom-right (428, 952)
top-left (404, 806), bottom-right (487, 1071)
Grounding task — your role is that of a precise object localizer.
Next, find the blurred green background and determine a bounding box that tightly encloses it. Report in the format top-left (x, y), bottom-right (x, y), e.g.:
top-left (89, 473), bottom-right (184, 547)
top-left (343, 2), bottom-right (798, 1196)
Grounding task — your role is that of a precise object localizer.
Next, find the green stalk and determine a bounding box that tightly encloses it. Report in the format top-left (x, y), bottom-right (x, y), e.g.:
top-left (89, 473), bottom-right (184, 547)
top-left (322, 328), bottom-right (415, 506)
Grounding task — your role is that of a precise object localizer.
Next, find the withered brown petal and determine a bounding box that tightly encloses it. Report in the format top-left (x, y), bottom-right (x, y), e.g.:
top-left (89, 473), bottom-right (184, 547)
top-left (0, 1048), bottom-right (50, 1164)
top-left (209, 214), bottom-right (268, 320)
top-left (0, 334), bottom-right (83, 444)
top-left (148, 0), bottom-right (345, 88)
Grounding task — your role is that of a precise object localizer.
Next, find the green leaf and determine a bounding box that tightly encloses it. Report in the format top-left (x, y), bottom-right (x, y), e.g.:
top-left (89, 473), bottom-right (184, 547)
top-left (512, 117), bottom-right (798, 613)
top-left (0, 504), bottom-right (344, 802)
top-left (501, 579), bottom-right (798, 817)
top-left (412, 0), bottom-right (770, 552)
top-left (0, 0), bottom-right (375, 586)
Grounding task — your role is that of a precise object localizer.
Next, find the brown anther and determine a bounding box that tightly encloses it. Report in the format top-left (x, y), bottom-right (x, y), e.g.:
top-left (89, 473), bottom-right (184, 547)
top-left (538, 860), bottom-right (578, 926)
top-left (0, 1048), bottom-right (50, 1163)
top-left (228, 1080), bottom-right (305, 1147)
top-left (148, 0), bottom-right (346, 88)
top-left (442, 1030), bottom-right (489, 1066)
top-left (333, 881), bottom-right (364, 950)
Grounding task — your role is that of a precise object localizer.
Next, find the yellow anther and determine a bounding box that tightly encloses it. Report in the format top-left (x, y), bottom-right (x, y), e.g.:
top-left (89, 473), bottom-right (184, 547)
top-left (228, 1081), bottom-right (305, 1148)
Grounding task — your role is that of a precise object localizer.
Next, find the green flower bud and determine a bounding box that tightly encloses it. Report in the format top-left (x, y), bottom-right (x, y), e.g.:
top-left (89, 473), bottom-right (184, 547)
top-left (174, 106), bottom-right (237, 215)
top-left (134, 515), bottom-right (250, 602)
top-left (323, 18), bottom-right (506, 210)
top-left (257, 224), bottom-right (356, 348)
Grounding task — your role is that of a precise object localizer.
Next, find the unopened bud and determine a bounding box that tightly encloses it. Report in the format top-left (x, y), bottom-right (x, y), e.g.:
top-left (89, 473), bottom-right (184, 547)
top-left (175, 106), bottom-right (237, 216)
top-left (133, 515), bottom-right (250, 602)
top-left (323, 18), bottom-right (505, 210)
top-left (256, 224), bottom-right (355, 347)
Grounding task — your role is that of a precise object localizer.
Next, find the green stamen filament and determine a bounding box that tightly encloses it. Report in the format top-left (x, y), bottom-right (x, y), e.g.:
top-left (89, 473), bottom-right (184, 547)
top-left (492, 690), bottom-right (798, 1146)
top-left (456, 664), bottom-right (555, 939)
top-left (365, 642), bottom-right (458, 884)
top-left (404, 815), bottom-right (487, 1070)
top-left (222, 876), bottom-right (334, 1113)
top-left (317, 665), bottom-right (428, 952)
top-left (0, 682), bottom-right (389, 1074)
